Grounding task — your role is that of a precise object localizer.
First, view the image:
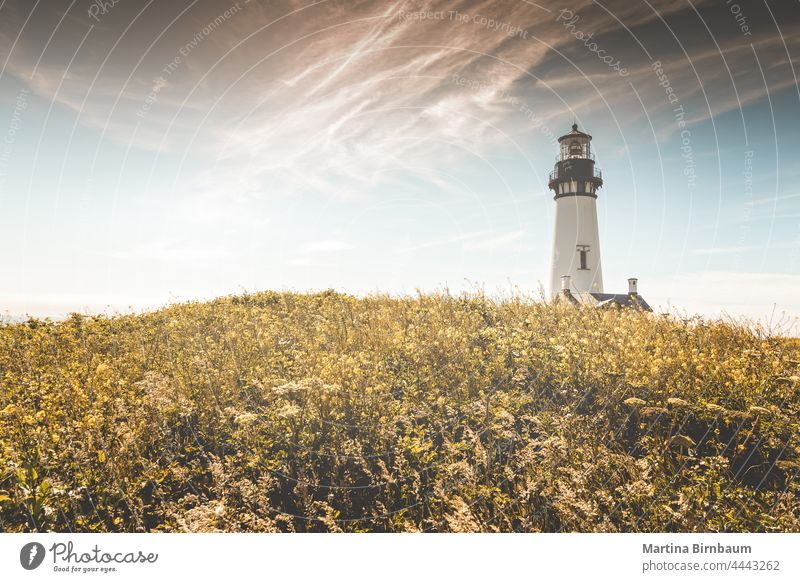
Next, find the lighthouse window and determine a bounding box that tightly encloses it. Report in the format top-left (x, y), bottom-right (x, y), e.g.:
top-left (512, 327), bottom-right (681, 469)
top-left (577, 245), bottom-right (590, 270)
top-left (569, 141), bottom-right (582, 157)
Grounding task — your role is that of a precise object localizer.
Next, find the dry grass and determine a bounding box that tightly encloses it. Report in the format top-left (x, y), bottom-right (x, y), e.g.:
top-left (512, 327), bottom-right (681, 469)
top-left (1, 290), bottom-right (799, 532)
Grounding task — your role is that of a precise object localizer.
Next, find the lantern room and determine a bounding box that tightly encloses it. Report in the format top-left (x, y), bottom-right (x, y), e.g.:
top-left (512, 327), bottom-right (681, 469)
top-left (548, 123), bottom-right (603, 199)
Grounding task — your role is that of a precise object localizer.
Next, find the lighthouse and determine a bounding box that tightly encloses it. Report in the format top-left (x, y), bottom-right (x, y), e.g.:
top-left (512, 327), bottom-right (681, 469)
top-left (549, 123), bottom-right (651, 311)
top-left (549, 123), bottom-right (604, 296)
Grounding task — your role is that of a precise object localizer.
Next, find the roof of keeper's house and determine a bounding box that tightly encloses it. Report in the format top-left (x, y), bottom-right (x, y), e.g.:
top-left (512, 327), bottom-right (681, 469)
top-left (588, 292), bottom-right (651, 311)
top-left (558, 290), bottom-right (652, 311)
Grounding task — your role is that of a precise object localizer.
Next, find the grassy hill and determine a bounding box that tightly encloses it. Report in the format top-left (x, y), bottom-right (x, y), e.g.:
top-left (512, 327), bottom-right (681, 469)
top-left (1, 290), bottom-right (799, 532)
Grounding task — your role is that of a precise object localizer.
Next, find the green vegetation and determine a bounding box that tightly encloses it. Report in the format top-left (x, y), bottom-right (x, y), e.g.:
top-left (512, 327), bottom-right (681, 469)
top-left (1, 291), bottom-right (799, 532)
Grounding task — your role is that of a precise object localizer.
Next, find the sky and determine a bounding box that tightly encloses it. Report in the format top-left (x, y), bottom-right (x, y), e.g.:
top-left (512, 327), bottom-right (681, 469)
top-left (0, 0), bottom-right (798, 332)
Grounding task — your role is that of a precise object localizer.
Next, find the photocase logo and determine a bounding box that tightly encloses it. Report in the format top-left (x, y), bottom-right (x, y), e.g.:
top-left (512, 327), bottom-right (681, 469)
top-left (20, 542), bottom-right (46, 570)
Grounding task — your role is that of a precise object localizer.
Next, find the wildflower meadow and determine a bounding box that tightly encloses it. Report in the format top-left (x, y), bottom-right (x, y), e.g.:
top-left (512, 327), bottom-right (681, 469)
top-left (1, 291), bottom-right (798, 532)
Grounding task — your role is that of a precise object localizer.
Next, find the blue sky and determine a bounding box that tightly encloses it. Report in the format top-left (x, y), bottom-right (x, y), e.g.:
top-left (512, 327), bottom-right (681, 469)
top-left (0, 0), bottom-right (798, 331)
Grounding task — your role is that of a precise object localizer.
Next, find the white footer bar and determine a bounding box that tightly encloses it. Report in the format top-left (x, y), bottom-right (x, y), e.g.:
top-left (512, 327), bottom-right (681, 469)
top-left (2, 533), bottom-right (798, 581)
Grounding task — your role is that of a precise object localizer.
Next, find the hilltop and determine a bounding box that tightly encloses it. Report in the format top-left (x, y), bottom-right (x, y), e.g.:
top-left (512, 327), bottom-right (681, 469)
top-left (1, 291), bottom-right (799, 532)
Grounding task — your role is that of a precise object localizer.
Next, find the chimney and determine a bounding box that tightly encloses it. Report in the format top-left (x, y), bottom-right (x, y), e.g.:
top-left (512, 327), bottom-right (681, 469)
top-left (628, 278), bottom-right (638, 295)
top-left (561, 275), bottom-right (571, 292)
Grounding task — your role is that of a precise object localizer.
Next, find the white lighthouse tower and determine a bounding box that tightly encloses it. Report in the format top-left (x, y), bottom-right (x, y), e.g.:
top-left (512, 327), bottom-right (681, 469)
top-left (549, 123), bottom-right (604, 297)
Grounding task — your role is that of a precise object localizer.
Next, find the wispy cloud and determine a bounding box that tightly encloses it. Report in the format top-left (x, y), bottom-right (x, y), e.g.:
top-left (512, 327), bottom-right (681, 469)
top-left (396, 230), bottom-right (491, 253)
top-left (463, 229), bottom-right (526, 251)
top-left (301, 239), bottom-right (354, 253)
top-left (104, 240), bottom-right (230, 262)
top-left (689, 245), bottom-right (757, 255)
top-left (397, 229), bottom-right (527, 253)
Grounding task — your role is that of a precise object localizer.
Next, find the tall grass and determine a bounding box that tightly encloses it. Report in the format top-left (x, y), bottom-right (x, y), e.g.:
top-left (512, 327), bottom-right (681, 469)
top-left (1, 290), bottom-right (798, 532)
